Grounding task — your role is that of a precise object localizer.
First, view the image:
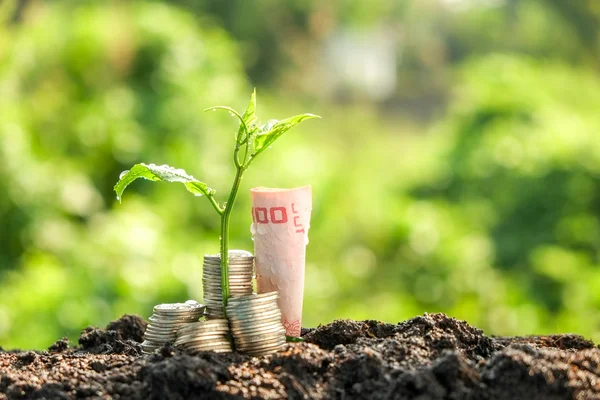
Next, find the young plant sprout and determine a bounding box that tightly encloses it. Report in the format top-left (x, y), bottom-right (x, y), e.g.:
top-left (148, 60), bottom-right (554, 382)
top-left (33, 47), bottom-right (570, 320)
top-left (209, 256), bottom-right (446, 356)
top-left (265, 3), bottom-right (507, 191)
top-left (114, 90), bottom-right (319, 315)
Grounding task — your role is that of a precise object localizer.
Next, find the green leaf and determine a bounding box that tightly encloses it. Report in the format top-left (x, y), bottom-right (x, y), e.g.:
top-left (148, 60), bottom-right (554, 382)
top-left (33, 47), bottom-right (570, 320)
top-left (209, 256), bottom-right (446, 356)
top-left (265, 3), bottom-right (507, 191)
top-left (114, 163), bottom-right (215, 202)
top-left (242, 88), bottom-right (258, 136)
top-left (253, 113), bottom-right (320, 152)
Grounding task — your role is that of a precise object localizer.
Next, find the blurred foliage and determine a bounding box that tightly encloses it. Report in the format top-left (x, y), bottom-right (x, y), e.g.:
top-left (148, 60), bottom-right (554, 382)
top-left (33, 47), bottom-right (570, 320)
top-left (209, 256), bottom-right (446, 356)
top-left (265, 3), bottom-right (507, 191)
top-left (1, 0), bottom-right (600, 349)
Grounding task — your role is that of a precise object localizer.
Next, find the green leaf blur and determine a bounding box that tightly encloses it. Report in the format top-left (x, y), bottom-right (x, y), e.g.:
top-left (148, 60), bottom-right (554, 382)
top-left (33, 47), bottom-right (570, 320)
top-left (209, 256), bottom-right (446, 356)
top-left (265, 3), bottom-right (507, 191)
top-left (1, 0), bottom-right (600, 349)
top-left (115, 164), bottom-right (215, 202)
top-left (253, 114), bottom-right (321, 154)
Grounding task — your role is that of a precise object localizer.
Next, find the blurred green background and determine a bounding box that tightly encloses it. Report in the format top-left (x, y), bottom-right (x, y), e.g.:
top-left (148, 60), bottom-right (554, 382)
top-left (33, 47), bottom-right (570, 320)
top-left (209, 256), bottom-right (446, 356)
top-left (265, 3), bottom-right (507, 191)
top-left (1, 0), bottom-right (600, 349)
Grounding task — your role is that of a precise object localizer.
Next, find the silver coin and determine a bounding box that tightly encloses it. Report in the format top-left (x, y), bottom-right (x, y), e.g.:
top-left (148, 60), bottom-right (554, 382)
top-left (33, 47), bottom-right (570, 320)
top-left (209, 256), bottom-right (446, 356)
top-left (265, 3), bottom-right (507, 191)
top-left (202, 280), bottom-right (253, 285)
top-left (227, 303), bottom-right (281, 314)
top-left (182, 340), bottom-right (232, 347)
top-left (181, 342), bottom-right (232, 351)
top-left (203, 263), bottom-right (253, 268)
top-left (144, 330), bottom-right (178, 338)
top-left (179, 340), bottom-right (232, 348)
top-left (241, 342), bottom-right (286, 354)
top-left (149, 313), bottom-right (201, 320)
top-left (233, 328), bottom-right (285, 342)
top-left (203, 287), bottom-right (252, 292)
top-left (231, 323), bottom-right (284, 335)
top-left (230, 324), bottom-right (283, 335)
top-left (175, 333), bottom-right (230, 343)
top-left (204, 250), bottom-right (253, 258)
top-left (227, 304), bottom-right (281, 316)
top-left (203, 277), bottom-right (253, 282)
top-left (203, 304), bottom-right (224, 309)
top-left (227, 294), bottom-right (279, 306)
top-left (147, 322), bottom-right (192, 331)
top-left (145, 326), bottom-right (178, 333)
top-left (202, 280), bottom-right (252, 285)
top-left (236, 339), bottom-right (286, 352)
top-left (228, 311), bottom-right (281, 323)
top-left (230, 292), bottom-right (254, 296)
top-left (153, 301), bottom-right (203, 310)
top-left (203, 266), bottom-right (254, 271)
top-left (177, 328), bottom-right (229, 337)
top-left (175, 336), bottom-right (230, 346)
top-left (183, 346), bottom-right (233, 353)
top-left (149, 315), bottom-right (201, 323)
top-left (145, 324), bottom-right (181, 332)
top-left (154, 302), bottom-right (205, 312)
top-left (227, 291), bottom-right (278, 301)
top-left (153, 309), bottom-right (205, 316)
top-left (203, 282), bottom-right (253, 287)
top-left (202, 278), bottom-right (253, 283)
top-left (203, 261), bottom-right (254, 266)
top-left (203, 282), bottom-right (253, 288)
top-left (203, 289), bottom-right (252, 295)
top-left (204, 309), bottom-right (225, 314)
top-left (144, 336), bottom-right (175, 344)
top-left (229, 319), bottom-right (282, 329)
top-left (177, 325), bottom-right (230, 334)
top-left (233, 331), bottom-right (286, 346)
top-left (227, 305), bottom-right (280, 315)
top-left (178, 320), bottom-right (229, 329)
top-left (203, 259), bottom-right (254, 264)
top-left (176, 329), bottom-right (230, 339)
top-left (202, 274), bottom-right (253, 280)
top-left (203, 302), bottom-right (225, 308)
top-left (205, 314), bottom-right (226, 319)
top-left (145, 329), bottom-right (179, 336)
top-left (202, 271), bottom-right (253, 277)
top-left (203, 305), bottom-right (225, 309)
top-left (151, 311), bottom-right (203, 317)
top-left (230, 325), bottom-right (283, 337)
top-left (226, 295), bottom-right (279, 305)
top-left (148, 321), bottom-right (197, 329)
top-left (229, 317), bottom-right (282, 329)
top-left (184, 346), bottom-right (233, 353)
top-left (143, 336), bottom-right (176, 344)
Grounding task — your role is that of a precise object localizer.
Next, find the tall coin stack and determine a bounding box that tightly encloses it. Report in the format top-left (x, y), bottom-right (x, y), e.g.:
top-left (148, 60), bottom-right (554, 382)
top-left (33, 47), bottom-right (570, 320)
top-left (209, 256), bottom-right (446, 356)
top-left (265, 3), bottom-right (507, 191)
top-left (203, 250), bottom-right (254, 318)
top-left (141, 300), bottom-right (205, 355)
top-left (174, 319), bottom-right (232, 353)
top-left (226, 292), bottom-right (287, 356)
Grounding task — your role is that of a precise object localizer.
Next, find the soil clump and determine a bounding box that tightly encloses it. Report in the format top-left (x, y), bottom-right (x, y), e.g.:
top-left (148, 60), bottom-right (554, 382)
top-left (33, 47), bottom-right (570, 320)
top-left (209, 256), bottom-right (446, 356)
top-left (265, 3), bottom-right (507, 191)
top-left (1, 313), bottom-right (599, 399)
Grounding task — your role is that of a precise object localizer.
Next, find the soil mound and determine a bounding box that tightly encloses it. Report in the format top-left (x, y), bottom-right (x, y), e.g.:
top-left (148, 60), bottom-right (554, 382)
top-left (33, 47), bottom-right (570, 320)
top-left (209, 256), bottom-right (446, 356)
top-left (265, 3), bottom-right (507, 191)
top-left (78, 314), bottom-right (146, 355)
top-left (1, 312), bottom-right (599, 399)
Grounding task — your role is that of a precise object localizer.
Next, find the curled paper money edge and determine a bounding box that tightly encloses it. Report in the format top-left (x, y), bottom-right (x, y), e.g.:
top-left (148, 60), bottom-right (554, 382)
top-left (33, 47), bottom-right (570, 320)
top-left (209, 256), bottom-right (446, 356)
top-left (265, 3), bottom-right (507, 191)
top-left (249, 185), bottom-right (312, 246)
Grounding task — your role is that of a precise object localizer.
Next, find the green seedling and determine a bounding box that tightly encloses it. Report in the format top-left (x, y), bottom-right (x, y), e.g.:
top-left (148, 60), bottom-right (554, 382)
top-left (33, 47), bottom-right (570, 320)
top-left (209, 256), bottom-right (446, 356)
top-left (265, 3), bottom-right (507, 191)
top-left (114, 90), bottom-right (319, 315)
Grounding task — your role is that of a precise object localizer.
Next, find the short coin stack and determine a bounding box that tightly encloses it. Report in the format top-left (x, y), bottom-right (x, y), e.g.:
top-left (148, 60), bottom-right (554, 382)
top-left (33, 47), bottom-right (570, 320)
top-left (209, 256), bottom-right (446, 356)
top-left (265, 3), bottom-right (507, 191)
top-left (203, 250), bottom-right (254, 319)
top-left (141, 300), bottom-right (205, 355)
top-left (226, 291), bottom-right (287, 356)
top-left (174, 319), bottom-right (232, 353)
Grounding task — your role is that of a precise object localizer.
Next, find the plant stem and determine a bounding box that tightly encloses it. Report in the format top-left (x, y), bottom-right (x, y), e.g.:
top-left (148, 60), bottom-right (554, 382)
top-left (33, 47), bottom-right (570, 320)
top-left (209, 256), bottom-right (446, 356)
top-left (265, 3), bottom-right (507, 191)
top-left (207, 195), bottom-right (223, 215)
top-left (220, 165), bottom-right (245, 316)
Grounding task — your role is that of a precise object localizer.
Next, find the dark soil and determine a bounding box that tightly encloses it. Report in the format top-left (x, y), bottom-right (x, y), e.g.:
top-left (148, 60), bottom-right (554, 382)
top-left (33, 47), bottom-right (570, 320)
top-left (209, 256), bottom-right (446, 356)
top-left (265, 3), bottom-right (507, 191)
top-left (1, 313), bottom-right (599, 399)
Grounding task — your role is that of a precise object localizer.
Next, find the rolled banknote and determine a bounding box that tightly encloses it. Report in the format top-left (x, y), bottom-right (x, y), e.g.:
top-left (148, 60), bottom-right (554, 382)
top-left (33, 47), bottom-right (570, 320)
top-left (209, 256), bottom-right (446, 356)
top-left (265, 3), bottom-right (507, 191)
top-left (250, 186), bottom-right (312, 337)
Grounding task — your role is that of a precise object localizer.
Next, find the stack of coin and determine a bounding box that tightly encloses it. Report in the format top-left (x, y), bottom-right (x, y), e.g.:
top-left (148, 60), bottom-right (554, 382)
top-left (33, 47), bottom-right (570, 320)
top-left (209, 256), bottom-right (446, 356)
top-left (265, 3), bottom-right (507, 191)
top-left (174, 319), bottom-right (232, 353)
top-left (141, 300), bottom-right (205, 355)
top-left (203, 250), bottom-right (254, 318)
top-left (226, 291), bottom-right (286, 356)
